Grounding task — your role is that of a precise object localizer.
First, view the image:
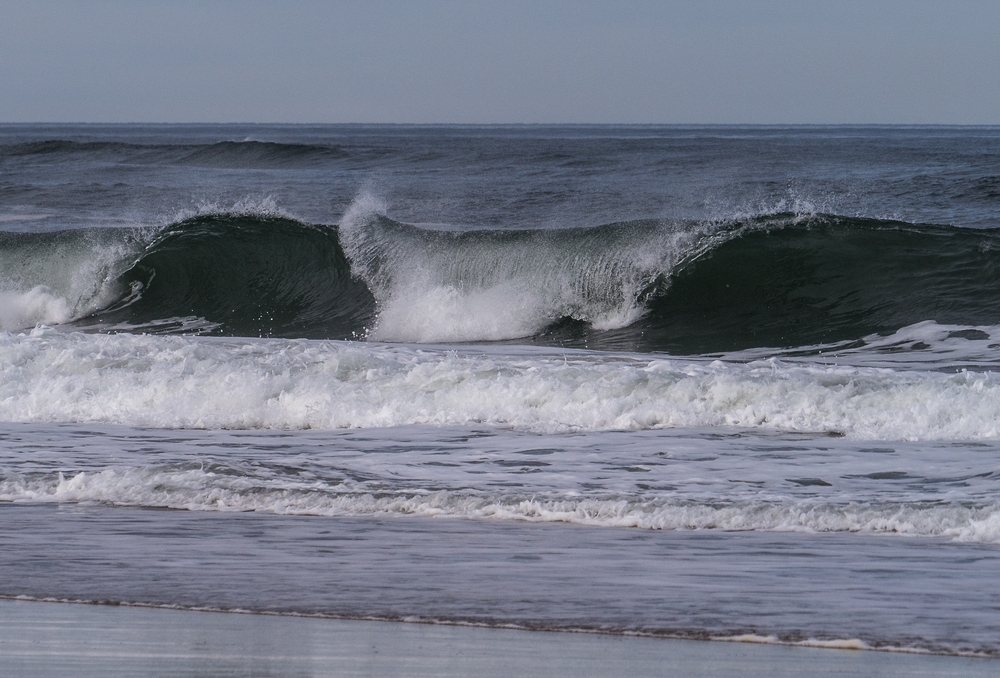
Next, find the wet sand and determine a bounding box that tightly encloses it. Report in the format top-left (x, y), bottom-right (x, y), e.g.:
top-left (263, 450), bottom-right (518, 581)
top-left (0, 599), bottom-right (996, 678)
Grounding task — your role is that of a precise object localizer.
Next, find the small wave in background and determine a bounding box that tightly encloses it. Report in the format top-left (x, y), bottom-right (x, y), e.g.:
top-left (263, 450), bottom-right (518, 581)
top-left (2, 138), bottom-right (348, 168)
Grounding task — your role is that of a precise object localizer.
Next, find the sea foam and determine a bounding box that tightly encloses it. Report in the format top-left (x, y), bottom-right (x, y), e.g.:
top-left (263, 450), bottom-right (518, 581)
top-left (0, 287), bottom-right (71, 330)
top-left (5, 466), bottom-right (1000, 542)
top-left (2, 329), bottom-right (1000, 440)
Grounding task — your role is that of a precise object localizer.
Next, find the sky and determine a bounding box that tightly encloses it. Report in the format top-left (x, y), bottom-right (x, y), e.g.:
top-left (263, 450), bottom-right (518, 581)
top-left (1, 0), bottom-right (998, 124)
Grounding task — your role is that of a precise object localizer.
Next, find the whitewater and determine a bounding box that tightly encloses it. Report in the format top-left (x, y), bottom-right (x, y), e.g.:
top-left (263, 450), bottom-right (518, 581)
top-left (4, 326), bottom-right (1000, 439)
top-left (3, 124), bottom-right (1000, 656)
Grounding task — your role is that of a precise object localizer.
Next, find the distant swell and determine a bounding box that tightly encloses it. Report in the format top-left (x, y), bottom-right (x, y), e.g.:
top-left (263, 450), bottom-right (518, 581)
top-left (2, 139), bottom-right (346, 168)
top-left (3, 206), bottom-right (1000, 352)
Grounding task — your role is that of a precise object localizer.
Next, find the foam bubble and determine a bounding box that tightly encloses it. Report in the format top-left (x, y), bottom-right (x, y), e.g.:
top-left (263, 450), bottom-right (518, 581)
top-left (715, 634), bottom-right (873, 651)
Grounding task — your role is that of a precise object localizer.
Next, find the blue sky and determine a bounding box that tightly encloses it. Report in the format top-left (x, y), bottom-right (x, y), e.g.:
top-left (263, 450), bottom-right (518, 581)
top-left (1, 0), bottom-right (998, 123)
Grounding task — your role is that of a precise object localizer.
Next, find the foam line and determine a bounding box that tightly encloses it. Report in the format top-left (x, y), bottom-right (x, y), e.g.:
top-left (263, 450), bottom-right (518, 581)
top-left (3, 329), bottom-right (1000, 440)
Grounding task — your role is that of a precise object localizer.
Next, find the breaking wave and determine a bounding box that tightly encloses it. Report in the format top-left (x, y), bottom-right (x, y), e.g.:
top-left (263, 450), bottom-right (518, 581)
top-left (3, 199), bottom-right (1000, 353)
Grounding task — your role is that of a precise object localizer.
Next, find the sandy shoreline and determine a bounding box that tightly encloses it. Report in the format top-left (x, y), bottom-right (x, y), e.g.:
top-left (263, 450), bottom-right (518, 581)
top-left (1, 599), bottom-right (996, 678)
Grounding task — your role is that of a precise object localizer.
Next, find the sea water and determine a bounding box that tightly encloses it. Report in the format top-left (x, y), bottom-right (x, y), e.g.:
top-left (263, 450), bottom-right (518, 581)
top-left (3, 124), bottom-right (1000, 655)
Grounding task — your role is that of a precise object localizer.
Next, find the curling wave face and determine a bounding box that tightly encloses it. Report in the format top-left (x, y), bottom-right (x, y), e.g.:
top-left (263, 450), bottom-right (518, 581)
top-left (3, 201), bottom-right (1000, 353)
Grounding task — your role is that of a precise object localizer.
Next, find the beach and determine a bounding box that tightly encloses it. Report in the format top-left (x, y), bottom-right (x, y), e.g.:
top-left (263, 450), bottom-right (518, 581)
top-left (3, 599), bottom-right (997, 678)
top-left (3, 124), bottom-right (1000, 672)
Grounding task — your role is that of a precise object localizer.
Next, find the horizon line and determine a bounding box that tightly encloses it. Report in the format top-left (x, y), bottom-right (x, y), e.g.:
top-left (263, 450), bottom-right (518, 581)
top-left (3, 121), bottom-right (1000, 128)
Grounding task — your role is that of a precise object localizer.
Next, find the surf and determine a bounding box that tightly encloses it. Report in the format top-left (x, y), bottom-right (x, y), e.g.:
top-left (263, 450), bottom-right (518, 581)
top-left (3, 203), bottom-right (1000, 354)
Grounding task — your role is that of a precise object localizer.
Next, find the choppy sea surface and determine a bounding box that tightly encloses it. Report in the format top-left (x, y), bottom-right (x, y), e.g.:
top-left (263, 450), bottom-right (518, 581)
top-left (3, 124), bottom-right (1000, 656)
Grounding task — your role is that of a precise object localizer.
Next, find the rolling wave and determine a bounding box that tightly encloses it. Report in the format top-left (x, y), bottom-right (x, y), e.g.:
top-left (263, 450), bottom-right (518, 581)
top-left (3, 205), bottom-right (1000, 353)
top-left (627, 215), bottom-right (1000, 353)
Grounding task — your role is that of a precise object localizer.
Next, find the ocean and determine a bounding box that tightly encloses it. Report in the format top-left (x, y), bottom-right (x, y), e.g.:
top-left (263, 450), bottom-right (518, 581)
top-left (2, 124), bottom-right (1000, 657)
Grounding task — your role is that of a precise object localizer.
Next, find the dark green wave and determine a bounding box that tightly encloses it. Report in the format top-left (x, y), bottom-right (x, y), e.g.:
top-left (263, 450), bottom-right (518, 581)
top-left (76, 215), bottom-right (375, 339)
top-left (12, 212), bottom-right (1000, 353)
top-left (566, 215), bottom-right (1000, 353)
